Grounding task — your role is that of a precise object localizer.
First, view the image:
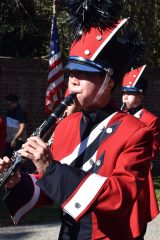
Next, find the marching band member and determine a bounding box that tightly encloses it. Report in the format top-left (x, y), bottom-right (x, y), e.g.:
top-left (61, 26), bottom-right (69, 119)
top-left (121, 65), bottom-right (160, 239)
top-left (0, 1), bottom-right (157, 239)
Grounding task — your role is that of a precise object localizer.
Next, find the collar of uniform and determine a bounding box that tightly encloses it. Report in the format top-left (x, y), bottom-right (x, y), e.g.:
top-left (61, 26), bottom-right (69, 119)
top-left (82, 100), bottom-right (118, 124)
top-left (128, 105), bottom-right (143, 115)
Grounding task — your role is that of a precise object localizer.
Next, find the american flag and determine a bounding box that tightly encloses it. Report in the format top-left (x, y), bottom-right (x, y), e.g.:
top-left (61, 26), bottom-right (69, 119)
top-left (45, 15), bottom-right (65, 114)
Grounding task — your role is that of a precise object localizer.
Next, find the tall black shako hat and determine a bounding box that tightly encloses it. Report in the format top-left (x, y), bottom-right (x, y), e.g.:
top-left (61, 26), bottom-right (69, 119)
top-left (65, 0), bottom-right (132, 83)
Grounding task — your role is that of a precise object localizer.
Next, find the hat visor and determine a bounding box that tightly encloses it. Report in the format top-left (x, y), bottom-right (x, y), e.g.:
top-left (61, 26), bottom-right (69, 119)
top-left (121, 86), bottom-right (139, 92)
top-left (65, 57), bottom-right (107, 73)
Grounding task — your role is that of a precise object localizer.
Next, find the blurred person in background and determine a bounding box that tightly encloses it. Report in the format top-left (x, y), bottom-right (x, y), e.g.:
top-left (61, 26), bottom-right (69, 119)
top-left (4, 94), bottom-right (27, 157)
top-left (0, 111), bottom-right (6, 157)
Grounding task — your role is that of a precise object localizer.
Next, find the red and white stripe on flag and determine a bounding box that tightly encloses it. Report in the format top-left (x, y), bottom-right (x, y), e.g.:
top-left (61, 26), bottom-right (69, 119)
top-left (45, 15), bottom-right (65, 114)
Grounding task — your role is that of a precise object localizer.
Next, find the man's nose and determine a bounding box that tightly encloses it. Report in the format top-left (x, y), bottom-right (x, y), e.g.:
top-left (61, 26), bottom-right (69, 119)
top-left (123, 93), bottom-right (128, 97)
top-left (69, 76), bottom-right (80, 86)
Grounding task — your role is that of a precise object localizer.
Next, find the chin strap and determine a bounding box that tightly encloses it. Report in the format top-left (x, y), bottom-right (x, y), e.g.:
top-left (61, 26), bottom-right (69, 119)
top-left (92, 68), bottom-right (113, 104)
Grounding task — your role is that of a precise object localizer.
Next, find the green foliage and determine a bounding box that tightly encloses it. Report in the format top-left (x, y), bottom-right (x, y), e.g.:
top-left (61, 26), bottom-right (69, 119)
top-left (0, 0), bottom-right (160, 65)
top-left (153, 176), bottom-right (160, 205)
top-left (0, 0), bottom-right (53, 57)
top-left (123, 0), bottom-right (160, 65)
top-left (56, 10), bottom-right (72, 63)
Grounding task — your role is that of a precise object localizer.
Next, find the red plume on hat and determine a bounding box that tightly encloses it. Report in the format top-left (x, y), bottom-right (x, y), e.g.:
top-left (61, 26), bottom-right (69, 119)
top-left (64, 0), bottom-right (132, 83)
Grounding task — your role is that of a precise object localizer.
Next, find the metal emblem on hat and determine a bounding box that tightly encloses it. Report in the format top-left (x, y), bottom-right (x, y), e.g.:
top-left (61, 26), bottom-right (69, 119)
top-left (96, 35), bottom-right (102, 41)
top-left (84, 49), bottom-right (91, 55)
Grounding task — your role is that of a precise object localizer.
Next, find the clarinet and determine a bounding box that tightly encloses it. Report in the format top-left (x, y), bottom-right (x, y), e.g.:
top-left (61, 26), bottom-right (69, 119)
top-left (0, 93), bottom-right (76, 187)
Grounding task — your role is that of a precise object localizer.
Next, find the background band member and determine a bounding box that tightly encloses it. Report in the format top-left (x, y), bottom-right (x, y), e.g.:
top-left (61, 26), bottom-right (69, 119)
top-left (121, 65), bottom-right (160, 239)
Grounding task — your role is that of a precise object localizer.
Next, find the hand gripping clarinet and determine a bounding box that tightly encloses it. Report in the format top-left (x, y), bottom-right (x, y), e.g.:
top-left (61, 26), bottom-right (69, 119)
top-left (0, 93), bottom-right (76, 187)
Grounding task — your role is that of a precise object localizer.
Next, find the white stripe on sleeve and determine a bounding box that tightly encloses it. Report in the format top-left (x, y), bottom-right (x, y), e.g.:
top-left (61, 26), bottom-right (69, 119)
top-left (63, 174), bottom-right (107, 220)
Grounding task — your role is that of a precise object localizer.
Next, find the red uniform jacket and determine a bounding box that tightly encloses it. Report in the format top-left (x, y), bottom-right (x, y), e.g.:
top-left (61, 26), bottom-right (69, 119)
top-left (134, 108), bottom-right (160, 157)
top-left (5, 111), bottom-right (156, 240)
top-left (130, 107), bottom-right (160, 237)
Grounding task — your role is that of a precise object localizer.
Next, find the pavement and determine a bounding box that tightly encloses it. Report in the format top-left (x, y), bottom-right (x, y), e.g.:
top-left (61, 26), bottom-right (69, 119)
top-left (0, 223), bottom-right (60, 240)
top-left (144, 214), bottom-right (160, 240)
top-left (0, 213), bottom-right (159, 240)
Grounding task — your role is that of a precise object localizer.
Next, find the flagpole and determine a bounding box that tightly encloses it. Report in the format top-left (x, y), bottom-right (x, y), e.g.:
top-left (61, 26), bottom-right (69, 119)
top-left (53, 0), bottom-right (56, 15)
top-left (45, 0), bottom-right (65, 114)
